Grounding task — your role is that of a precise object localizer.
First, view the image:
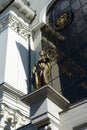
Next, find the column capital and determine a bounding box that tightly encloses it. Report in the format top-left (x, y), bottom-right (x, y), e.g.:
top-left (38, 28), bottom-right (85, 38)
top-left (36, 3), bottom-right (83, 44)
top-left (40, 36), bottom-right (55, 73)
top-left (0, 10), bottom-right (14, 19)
top-left (0, 13), bottom-right (31, 39)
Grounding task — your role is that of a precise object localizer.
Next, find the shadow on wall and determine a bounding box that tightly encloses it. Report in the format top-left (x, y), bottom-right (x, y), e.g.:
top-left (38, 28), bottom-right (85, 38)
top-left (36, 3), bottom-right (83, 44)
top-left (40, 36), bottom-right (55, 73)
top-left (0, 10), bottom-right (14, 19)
top-left (16, 42), bottom-right (29, 92)
top-left (16, 41), bottom-right (37, 92)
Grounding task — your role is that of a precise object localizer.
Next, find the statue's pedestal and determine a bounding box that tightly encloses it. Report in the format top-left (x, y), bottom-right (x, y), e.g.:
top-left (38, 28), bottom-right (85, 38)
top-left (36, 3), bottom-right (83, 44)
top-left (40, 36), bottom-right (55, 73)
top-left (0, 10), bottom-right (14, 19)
top-left (22, 85), bottom-right (69, 130)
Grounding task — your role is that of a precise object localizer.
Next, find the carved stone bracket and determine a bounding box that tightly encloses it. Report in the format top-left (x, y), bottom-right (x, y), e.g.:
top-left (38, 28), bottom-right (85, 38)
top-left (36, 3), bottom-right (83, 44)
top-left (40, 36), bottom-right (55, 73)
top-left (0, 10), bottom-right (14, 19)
top-left (0, 13), bottom-right (31, 39)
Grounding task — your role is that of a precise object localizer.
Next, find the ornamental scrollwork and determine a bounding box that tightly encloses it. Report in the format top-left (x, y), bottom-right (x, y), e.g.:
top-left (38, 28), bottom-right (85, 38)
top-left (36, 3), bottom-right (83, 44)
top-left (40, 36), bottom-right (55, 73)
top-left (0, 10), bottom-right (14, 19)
top-left (0, 103), bottom-right (29, 129)
top-left (0, 14), bottom-right (30, 39)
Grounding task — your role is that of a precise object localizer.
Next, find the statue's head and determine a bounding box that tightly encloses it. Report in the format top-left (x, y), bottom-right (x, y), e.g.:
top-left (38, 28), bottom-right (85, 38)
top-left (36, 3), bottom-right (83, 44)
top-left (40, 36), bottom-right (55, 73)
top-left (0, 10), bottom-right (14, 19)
top-left (39, 50), bottom-right (46, 56)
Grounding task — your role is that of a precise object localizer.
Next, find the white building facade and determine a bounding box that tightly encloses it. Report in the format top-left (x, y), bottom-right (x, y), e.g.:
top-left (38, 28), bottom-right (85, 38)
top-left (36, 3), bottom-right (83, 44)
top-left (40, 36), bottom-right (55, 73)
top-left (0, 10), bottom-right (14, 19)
top-left (0, 0), bottom-right (87, 130)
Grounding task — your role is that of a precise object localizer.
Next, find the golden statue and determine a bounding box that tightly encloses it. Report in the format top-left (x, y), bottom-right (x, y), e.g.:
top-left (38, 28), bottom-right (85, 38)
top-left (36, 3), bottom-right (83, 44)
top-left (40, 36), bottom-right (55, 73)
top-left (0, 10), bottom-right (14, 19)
top-left (32, 51), bottom-right (51, 89)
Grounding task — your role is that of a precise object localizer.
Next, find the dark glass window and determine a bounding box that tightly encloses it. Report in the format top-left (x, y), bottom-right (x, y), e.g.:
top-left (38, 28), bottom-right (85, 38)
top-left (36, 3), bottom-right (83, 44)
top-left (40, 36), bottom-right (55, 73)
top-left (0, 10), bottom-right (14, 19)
top-left (42, 0), bottom-right (87, 103)
top-left (82, 4), bottom-right (87, 15)
top-left (71, 0), bottom-right (80, 12)
top-left (76, 19), bottom-right (87, 33)
top-left (74, 9), bottom-right (83, 22)
top-left (80, 0), bottom-right (87, 6)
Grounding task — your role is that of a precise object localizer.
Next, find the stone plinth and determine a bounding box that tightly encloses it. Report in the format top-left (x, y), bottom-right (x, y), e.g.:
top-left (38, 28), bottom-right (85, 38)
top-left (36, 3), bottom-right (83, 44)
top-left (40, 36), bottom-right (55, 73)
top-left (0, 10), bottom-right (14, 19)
top-left (22, 85), bottom-right (69, 130)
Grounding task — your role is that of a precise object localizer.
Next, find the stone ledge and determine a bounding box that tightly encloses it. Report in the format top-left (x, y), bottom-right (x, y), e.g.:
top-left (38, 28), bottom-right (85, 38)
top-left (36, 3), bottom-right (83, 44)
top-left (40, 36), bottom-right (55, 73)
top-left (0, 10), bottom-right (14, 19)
top-left (21, 85), bottom-right (69, 110)
top-left (0, 82), bottom-right (25, 97)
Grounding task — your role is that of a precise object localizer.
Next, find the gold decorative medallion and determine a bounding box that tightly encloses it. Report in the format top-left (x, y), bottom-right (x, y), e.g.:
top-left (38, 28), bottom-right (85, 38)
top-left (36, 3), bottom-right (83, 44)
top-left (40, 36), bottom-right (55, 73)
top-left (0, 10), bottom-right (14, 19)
top-left (49, 9), bottom-right (74, 31)
top-left (56, 12), bottom-right (69, 27)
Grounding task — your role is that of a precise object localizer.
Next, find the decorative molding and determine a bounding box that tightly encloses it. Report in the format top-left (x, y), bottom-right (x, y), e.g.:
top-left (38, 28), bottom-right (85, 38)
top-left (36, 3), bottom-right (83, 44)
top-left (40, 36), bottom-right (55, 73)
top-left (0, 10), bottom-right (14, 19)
top-left (41, 25), bottom-right (65, 62)
top-left (0, 82), bottom-right (30, 130)
top-left (0, 0), bottom-right (35, 21)
top-left (0, 103), bottom-right (29, 129)
top-left (13, 0), bottom-right (35, 20)
top-left (0, 13), bottom-right (31, 39)
top-left (1, 82), bottom-right (24, 97)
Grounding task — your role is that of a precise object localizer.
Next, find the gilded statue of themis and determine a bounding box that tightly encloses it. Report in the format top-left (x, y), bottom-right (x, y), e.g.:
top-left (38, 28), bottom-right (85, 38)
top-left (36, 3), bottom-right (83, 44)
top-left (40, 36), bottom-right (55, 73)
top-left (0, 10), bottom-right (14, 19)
top-left (32, 51), bottom-right (51, 89)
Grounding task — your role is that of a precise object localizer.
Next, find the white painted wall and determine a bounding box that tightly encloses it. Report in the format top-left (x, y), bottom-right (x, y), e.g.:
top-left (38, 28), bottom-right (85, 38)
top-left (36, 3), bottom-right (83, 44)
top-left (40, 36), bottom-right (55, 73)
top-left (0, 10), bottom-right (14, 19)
top-left (29, 0), bottom-right (52, 29)
top-left (4, 27), bottom-right (29, 94)
top-left (0, 29), bottom-right (8, 83)
top-left (59, 100), bottom-right (87, 130)
top-left (29, 0), bottom-right (48, 13)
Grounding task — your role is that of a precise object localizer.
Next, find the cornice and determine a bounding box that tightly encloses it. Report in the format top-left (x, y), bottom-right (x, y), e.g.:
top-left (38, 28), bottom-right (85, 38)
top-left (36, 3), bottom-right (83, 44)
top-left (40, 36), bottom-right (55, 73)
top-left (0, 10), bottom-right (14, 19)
top-left (13, 0), bottom-right (35, 20)
top-left (0, 13), bottom-right (31, 39)
top-left (0, 82), bottom-right (25, 97)
top-left (0, 0), bottom-right (35, 21)
top-left (22, 85), bottom-right (70, 110)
